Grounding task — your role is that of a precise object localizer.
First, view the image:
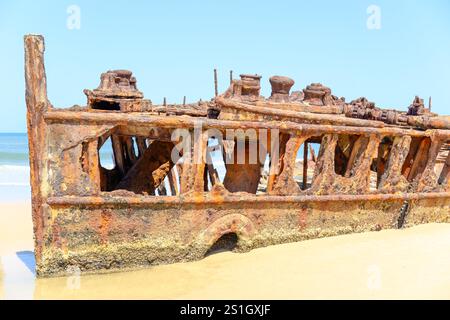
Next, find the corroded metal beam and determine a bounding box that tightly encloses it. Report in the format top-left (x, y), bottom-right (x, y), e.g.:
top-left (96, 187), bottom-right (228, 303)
top-left (44, 110), bottom-right (450, 138)
top-left (24, 35), bottom-right (50, 264)
top-left (47, 191), bottom-right (450, 207)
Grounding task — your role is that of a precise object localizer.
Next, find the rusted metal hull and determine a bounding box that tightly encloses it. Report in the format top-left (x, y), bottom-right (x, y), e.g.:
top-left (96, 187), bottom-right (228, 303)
top-left (36, 194), bottom-right (449, 276)
top-left (24, 35), bottom-right (450, 277)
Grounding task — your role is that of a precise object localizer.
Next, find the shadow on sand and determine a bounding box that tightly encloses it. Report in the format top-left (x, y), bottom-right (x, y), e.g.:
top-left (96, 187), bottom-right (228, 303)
top-left (16, 251), bottom-right (35, 275)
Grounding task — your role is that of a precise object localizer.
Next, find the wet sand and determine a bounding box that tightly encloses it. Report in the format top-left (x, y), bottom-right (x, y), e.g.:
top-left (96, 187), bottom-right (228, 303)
top-left (1, 202), bottom-right (450, 299)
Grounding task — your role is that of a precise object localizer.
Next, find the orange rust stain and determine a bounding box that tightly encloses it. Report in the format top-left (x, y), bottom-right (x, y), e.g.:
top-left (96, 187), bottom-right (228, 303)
top-left (298, 207), bottom-right (308, 230)
top-left (51, 223), bottom-right (62, 249)
top-left (99, 210), bottom-right (113, 245)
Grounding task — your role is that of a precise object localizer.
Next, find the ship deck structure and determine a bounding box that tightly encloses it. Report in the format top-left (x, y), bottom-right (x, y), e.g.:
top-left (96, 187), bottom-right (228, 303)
top-left (24, 35), bottom-right (450, 276)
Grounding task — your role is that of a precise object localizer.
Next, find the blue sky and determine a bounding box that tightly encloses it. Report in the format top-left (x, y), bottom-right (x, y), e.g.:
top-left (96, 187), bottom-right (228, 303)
top-left (0, 0), bottom-right (449, 132)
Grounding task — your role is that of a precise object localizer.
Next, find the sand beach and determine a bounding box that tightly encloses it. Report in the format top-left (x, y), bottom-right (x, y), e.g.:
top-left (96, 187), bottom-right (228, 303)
top-left (1, 202), bottom-right (450, 300)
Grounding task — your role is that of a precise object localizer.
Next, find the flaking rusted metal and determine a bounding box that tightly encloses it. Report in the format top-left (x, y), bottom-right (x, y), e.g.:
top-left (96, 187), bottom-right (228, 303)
top-left (24, 35), bottom-right (450, 277)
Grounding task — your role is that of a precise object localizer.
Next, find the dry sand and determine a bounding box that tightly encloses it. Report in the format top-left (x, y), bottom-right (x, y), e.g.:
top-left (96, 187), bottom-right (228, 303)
top-left (1, 202), bottom-right (450, 299)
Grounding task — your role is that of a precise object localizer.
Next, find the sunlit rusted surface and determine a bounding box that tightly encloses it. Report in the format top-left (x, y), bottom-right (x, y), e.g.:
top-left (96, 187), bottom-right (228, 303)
top-left (25, 35), bottom-right (450, 277)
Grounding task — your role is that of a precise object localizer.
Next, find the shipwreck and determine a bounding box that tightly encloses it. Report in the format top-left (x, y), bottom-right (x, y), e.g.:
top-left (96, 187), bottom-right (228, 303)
top-left (25, 35), bottom-right (450, 277)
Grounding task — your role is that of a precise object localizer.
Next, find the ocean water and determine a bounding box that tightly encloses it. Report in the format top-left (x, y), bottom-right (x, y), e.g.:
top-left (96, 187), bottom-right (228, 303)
top-left (0, 133), bottom-right (31, 202)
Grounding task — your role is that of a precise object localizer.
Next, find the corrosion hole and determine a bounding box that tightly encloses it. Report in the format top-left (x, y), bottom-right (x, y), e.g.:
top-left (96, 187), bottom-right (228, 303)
top-left (205, 233), bottom-right (238, 257)
top-left (92, 100), bottom-right (120, 111)
top-left (397, 201), bottom-right (410, 228)
top-left (80, 141), bottom-right (89, 174)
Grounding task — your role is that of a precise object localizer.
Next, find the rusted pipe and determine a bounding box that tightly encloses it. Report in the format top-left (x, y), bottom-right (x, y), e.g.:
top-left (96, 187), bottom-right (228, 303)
top-left (47, 191), bottom-right (450, 207)
top-left (216, 96), bottom-right (384, 128)
top-left (44, 110), bottom-right (450, 138)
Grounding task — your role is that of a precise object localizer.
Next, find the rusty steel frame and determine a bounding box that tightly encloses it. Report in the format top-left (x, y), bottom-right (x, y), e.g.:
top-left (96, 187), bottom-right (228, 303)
top-left (24, 35), bottom-right (450, 277)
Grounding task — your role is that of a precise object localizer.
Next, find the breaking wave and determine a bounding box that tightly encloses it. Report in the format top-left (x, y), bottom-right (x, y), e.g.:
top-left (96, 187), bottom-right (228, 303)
top-left (0, 165), bottom-right (30, 187)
